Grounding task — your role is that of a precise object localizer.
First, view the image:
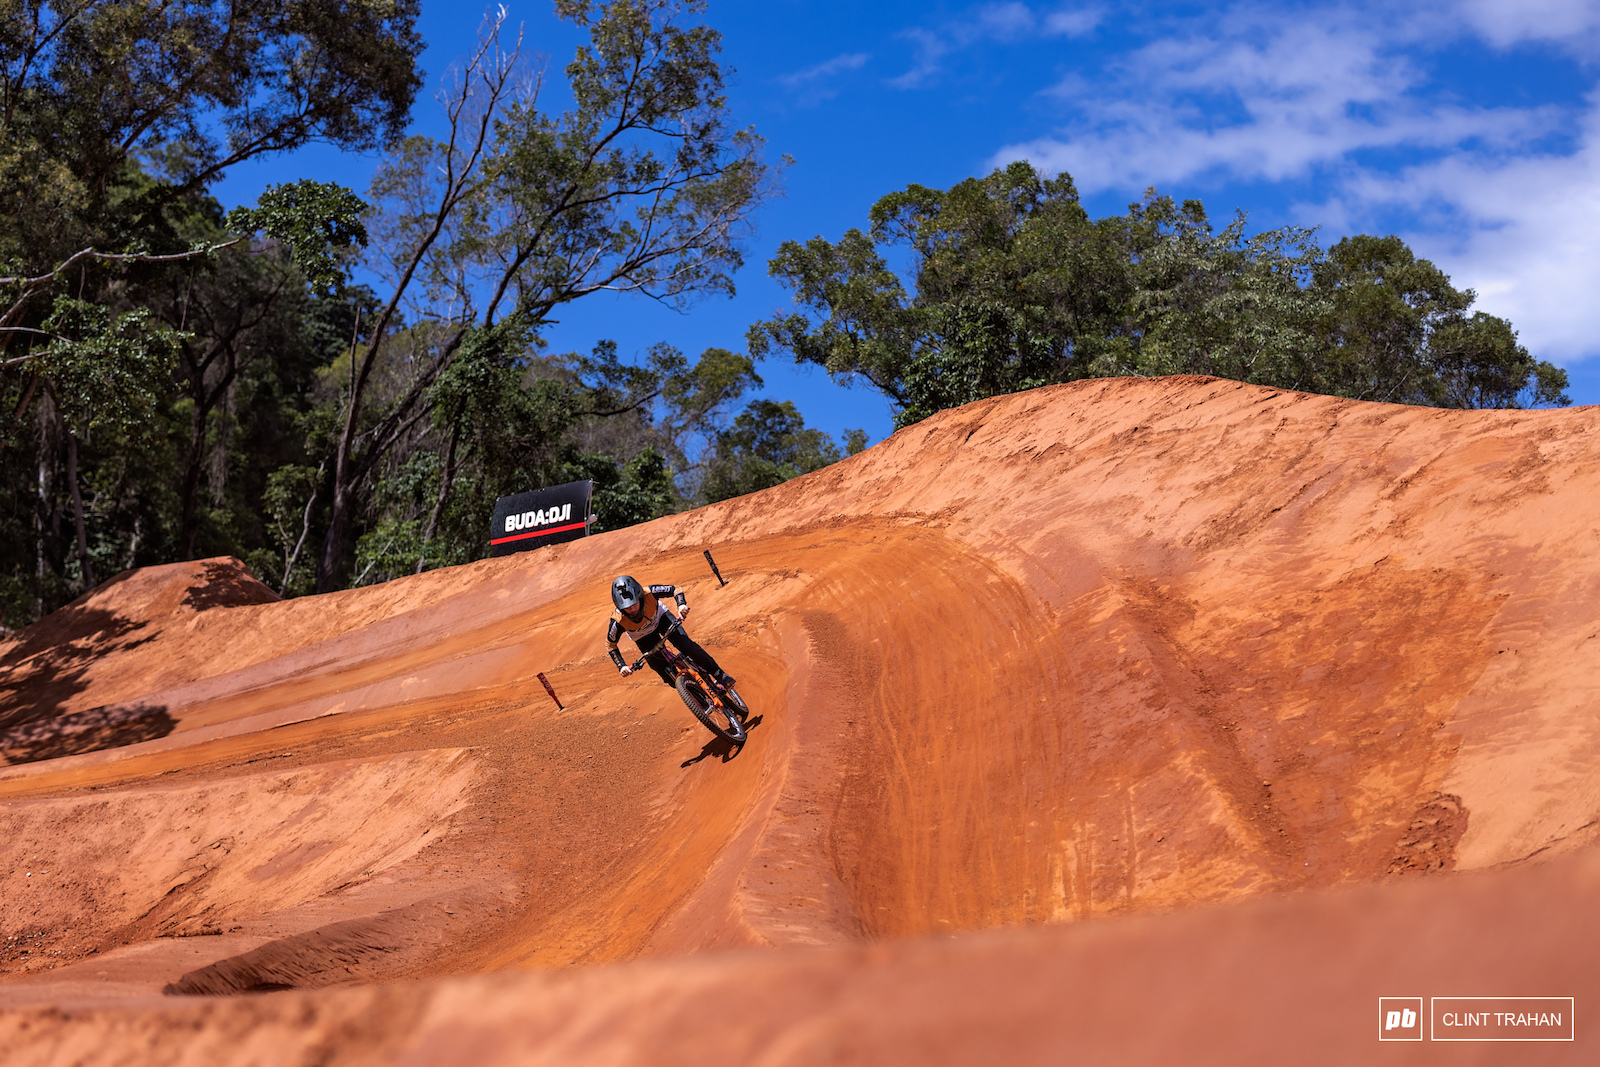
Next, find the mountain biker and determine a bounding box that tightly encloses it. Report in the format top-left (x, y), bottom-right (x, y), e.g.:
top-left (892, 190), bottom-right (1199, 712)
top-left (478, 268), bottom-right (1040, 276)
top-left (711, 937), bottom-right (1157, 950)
top-left (606, 575), bottom-right (736, 690)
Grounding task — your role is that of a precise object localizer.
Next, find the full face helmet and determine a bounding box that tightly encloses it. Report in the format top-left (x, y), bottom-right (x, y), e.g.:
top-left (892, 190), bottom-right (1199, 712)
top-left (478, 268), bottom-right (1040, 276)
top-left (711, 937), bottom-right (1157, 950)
top-left (611, 575), bottom-right (646, 619)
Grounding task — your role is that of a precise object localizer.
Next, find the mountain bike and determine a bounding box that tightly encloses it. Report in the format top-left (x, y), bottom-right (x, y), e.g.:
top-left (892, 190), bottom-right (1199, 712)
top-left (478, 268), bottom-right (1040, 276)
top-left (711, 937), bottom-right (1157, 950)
top-left (631, 642), bottom-right (747, 744)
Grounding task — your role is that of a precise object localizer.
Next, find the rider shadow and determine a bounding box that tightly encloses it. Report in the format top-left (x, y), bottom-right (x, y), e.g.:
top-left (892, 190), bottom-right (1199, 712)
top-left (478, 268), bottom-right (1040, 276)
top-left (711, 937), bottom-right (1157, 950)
top-left (681, 714), bottom-right (763, 767)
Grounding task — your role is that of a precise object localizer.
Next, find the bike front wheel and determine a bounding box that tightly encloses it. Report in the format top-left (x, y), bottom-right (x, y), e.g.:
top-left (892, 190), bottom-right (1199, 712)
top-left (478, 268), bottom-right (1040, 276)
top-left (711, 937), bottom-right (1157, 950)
top-left (677, 674), bottom-right (746, 743)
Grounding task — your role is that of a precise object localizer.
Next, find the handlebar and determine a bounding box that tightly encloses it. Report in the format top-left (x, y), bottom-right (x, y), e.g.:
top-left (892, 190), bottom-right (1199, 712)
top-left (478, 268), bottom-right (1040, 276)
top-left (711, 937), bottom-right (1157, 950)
top-left (625, 640), bottom-right (682, 674)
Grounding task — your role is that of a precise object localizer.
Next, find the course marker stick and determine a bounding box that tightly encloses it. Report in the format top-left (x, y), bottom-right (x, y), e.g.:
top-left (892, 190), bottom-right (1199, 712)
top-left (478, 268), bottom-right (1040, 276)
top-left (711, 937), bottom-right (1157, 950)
top-left (536, 672), bottom-right (563, 710)
top-left (704, 549), bottom-right (727, 587)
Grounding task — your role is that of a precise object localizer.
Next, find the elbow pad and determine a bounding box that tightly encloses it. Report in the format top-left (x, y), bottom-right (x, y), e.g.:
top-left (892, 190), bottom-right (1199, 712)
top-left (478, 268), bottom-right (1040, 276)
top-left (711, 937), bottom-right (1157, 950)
top-left (609, 648), bottom-right (626, 671)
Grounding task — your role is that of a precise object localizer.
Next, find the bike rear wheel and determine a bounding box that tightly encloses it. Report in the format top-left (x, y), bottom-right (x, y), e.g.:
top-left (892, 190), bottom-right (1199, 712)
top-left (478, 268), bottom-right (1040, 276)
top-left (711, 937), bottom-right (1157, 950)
top-left (677, 673), bottom-right (746, 743)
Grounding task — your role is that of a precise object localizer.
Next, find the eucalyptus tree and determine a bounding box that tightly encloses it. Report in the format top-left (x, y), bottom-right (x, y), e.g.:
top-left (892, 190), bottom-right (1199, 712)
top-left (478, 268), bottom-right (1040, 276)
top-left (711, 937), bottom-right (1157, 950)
top-left (315, 0), bottom-right (776, 590)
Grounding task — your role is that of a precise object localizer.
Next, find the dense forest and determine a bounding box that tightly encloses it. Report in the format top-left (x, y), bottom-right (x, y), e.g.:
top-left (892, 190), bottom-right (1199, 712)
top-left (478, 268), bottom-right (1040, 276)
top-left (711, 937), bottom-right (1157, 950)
top-left (0, 1), bottom-right (1567, 628)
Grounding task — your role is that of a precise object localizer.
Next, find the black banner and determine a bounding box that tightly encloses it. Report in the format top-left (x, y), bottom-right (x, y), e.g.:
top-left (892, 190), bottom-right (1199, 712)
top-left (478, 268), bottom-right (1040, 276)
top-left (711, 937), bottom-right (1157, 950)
top-left (489, 480), bottom-right (593, 556)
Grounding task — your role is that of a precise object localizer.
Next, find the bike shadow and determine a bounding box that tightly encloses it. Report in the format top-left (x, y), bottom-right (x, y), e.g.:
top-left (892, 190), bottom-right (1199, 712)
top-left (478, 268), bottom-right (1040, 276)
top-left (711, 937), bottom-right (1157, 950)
top-left (681, 714), bottom-right (763, 767)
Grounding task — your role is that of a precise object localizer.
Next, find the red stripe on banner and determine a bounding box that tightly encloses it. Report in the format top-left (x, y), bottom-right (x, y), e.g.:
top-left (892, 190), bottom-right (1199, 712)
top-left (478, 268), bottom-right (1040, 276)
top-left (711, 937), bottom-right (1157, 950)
top-left (490, 519), bottom-right (588, 545)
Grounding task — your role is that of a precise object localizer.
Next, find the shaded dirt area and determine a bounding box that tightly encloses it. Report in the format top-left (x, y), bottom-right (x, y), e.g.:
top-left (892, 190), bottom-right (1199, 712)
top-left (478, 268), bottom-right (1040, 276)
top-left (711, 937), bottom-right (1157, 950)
top-left (2, 376), bottom-right (1598, 1063)
top-left (5, 832), bottom-right (1598, 1066)
top-left (0, 559), bottom-right (273, 757)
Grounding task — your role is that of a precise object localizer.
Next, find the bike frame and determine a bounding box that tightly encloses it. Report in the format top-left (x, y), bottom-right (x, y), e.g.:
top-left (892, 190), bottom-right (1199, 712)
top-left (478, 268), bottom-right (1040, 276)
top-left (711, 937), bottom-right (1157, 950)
top-left (630, 638), bottom-right (739, 714)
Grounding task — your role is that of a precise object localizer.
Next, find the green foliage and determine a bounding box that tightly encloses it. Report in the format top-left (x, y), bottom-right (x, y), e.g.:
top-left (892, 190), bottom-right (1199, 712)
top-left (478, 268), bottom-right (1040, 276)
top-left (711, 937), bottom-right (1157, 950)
top-left (308, 0), bottom-right (780, 591)
top-left (0, 0), bottom-right (421, 339)
top-left (349, 326), bottom-right (759, 573)
top-left (35, 297), bottom-right (187, 432)
top-left (586, 446), bottom-right (678, 533)
top-left (0, 2), bottom-right (842, 621)
top-left (753, 162), bottom-right (1568, 426)
top-left (898, 300), bottom-right (1054, 429)
top-left (1306, 235), bottom-right (1568, 407)
top-left (352, 518), bottom-right (427, 588)
top-left (701, 399), bottom-right (843, 503)
top-left (1429, 312), bottom-right (1570, 410)
top-left (1095, 203), bottom-right (1331, 397)
top-left (225, 181), bottom-right (369, 296)
top-left (258, 462), bottom-right (325, 597)
top-left (0, 0), bottom-right (423, 620)
top-left (662, 346), bottom-right (763, 425)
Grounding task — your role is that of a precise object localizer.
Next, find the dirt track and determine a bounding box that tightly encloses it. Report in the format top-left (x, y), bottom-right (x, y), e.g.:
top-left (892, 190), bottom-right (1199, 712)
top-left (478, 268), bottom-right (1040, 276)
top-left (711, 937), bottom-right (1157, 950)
top-left (1, 375), bottom-right (1596, 1062)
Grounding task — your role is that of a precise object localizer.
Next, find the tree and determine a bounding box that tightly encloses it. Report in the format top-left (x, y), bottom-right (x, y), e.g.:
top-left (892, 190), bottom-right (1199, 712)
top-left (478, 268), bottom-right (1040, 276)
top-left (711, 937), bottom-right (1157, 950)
top-left (0, 0), bottom-right (423, 615)
top-left (349, 332), bottom-right (764, 579)
top-left (0, 0), bottom-right (419, 259)
top-left (1308, 235), bottom-right (1566, 408)
top-left (314, 0), bottom-right (777, 591)
top-left (0, 0), bottom-right (420, 367)
top-left (0, 1), bottom-right (815, 622)
top-left (751, 162), bottom-right (1568, 428)
top-left (700, 399), bottom-right (843, 503)
top-left (749, 162), bottom-right (1130, 425)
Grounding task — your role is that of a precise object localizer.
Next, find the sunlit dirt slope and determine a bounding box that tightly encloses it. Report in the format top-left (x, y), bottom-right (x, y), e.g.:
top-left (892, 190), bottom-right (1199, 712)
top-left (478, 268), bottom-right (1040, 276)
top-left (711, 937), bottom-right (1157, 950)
top-left (2, 375), bottom-right (1598, 1063)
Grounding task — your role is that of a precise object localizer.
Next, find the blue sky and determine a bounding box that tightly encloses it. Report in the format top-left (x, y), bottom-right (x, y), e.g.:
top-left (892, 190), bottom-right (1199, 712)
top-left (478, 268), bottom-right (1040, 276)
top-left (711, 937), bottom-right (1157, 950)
top-left (215, 0), bottom-right (1600, 445)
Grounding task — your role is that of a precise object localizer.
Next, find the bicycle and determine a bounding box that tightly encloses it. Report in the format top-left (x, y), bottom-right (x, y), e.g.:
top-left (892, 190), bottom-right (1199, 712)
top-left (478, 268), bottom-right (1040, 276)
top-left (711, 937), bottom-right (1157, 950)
top-left (630, 639), bottom-right (748, 744)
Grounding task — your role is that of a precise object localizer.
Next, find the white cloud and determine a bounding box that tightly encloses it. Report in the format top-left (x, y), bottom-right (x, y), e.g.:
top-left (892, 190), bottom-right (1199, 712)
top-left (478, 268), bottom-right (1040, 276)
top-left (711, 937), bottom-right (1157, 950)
top-left (780, 52), bottom-right (872, 86)
top-left (777, 52), bottom-right (872, 106)
top-left (1339, 107), bottom-right (1600, 361)
top-left (1455, 0), bottom-right (1600, 48)
top-left (891, 29), bottom-right (950, 89)
top-left (890, 3), bottom-right (1103, 88)
top-left (977, 2), bottom-right (1038, 39)
top-left (1044, 7), bottom-right (1104, 37)
top-left (1000, 13), bottom-right (1558, 191)
top-left (980, 2), bottom-right (1600, 363)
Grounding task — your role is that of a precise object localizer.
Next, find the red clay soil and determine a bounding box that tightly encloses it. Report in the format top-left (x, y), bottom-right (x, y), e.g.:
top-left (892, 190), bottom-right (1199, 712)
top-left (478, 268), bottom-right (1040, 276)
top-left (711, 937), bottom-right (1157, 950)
top-left (1, 375), bottom-right (1597, 1063)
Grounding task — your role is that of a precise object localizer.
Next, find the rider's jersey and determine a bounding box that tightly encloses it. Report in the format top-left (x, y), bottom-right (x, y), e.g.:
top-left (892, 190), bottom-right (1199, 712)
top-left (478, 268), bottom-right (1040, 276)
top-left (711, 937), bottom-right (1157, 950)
top-left (607, 584), bottom-right (686, 659)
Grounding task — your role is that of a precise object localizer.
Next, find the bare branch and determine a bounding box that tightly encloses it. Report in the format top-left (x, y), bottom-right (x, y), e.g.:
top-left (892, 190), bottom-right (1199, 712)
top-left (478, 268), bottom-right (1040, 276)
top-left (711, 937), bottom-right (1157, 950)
top-left (0, 240), bottom-right (242, 289)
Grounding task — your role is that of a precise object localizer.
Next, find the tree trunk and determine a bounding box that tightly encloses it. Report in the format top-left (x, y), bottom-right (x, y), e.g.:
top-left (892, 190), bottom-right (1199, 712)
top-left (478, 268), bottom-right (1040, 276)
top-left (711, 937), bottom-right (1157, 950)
top-left (280, 461), bottom-right (324, 596)
top-left (65, 431), bottom-right (96, 591)
top-left (316, 309), bottom-right (366, 594)
top-left (178, 397), bottom-right (209, 559)
top-left (316, 471), bottom-right (354, 594)
top-left (177, 339), bottom-right (241, 559)
top-left (34, 447), bottom-right (46, 619)
top-left (417, 416), bottom-right (461, 573)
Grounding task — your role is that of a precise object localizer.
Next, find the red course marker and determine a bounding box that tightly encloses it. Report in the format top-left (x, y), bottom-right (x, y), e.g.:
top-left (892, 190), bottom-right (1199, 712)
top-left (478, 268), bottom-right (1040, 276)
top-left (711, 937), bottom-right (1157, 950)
top-left (536, 672), bottom-right (563, 710)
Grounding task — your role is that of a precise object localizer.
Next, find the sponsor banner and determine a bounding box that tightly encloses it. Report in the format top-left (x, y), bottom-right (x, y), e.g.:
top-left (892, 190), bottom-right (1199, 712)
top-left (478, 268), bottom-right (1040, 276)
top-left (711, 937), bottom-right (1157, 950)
top-left (1378, 998), bottom-right (1424, 1041)
top-left (1431, 998), bottom-right (1574, 1042)
top-left (489, 480), bottom-right (593, 557)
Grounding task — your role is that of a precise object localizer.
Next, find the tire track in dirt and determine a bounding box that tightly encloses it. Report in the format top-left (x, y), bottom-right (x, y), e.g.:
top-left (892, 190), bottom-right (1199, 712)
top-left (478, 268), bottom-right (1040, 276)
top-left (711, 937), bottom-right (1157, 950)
top-left (6, 375), bottom-right (1600, 1052)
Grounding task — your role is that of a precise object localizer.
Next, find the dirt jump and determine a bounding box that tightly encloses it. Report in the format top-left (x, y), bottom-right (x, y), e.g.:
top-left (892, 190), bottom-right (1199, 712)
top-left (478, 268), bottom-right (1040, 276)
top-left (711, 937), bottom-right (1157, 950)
top-left (2, 375), bottom-right (1596, 1064)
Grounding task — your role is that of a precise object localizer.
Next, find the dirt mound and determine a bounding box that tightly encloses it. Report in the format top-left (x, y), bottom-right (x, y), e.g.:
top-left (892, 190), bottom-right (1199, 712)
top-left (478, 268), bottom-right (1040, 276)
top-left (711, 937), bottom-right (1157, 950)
top-left (2, 376), bottom-right (1596, 1062)
top-left (7, 839), bottom-right (1597, 1065)
top-left (0, 558), bottom-right (279, 765)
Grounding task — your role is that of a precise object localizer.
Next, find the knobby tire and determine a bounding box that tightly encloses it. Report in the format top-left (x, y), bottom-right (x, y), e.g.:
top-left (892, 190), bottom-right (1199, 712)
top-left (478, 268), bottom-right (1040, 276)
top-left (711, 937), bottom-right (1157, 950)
top-left (677, 673), bottom-right (745, 744)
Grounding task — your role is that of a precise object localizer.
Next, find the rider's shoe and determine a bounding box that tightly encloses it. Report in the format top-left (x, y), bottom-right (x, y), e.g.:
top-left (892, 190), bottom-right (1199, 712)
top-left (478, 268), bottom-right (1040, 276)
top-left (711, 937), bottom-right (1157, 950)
top-left (716, 670), bottom-right (737, 689)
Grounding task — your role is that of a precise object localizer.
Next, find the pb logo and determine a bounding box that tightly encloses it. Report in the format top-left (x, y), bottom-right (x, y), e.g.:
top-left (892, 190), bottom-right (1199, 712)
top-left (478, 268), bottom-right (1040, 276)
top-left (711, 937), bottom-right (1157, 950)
top-left (1379, 997), bottom-right (1424, 1041)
